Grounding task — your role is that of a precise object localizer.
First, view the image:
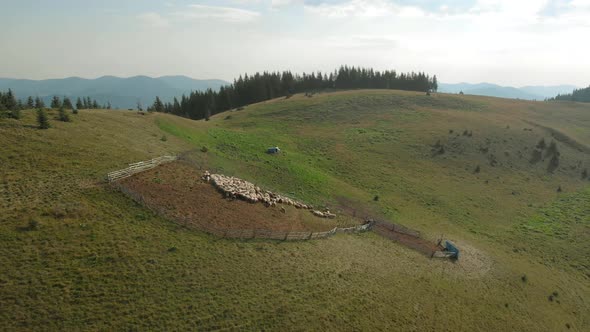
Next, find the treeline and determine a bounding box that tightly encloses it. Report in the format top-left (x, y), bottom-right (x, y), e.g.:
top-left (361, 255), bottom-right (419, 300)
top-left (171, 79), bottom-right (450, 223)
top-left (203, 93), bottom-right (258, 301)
top-left (0, 89), bottom-right (110, 114)
top-left (147, 66), bottom-right (438, 120)
top-left (548, 86), bottom-right (590, 103)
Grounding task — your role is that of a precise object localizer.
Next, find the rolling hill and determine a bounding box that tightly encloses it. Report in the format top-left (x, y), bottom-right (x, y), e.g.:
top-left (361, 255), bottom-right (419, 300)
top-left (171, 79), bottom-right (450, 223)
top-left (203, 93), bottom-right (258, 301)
top-left (1, 90), bottom-right (589, 331)
top-left (439, 82), bottom-right (577, 100)
top-left (0, 76), bottom-right (229, 109)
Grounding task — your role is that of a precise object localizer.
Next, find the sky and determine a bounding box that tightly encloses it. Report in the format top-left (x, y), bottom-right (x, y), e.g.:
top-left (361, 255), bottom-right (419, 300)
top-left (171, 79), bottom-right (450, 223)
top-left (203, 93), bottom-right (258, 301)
top-left (1, 0), bottom-right (589, 86)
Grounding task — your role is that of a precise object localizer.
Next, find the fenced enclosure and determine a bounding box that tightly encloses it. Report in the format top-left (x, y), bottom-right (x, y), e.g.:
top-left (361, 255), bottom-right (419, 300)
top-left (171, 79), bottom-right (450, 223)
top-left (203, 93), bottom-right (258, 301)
top-left (108, 157), bottom-right (448, 254)
top-left (107, 155), bottom-right (177, 182)
top-left (113, 180), bottom-right (373, 241)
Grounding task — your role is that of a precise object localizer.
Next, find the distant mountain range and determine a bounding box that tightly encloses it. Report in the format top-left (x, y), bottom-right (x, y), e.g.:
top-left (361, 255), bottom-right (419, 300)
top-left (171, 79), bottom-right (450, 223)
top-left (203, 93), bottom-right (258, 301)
top-left (438, 82), bottom-right (578, 100)
top-left (0, 76), bottom-right (580, 109)
top-left (0, 76), bottom-right (229, 109)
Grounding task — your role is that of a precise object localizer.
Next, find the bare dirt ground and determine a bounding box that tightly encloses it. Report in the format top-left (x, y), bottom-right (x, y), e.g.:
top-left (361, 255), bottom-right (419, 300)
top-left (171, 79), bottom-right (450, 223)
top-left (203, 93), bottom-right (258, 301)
top-left (372, 221), bottom-right (443, 256)
top-left (119, 162), bottom-right (358, 232)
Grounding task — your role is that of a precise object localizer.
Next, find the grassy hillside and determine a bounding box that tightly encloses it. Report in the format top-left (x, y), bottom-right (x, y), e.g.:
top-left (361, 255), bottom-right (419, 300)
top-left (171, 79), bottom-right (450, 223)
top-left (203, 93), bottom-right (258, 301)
top-left (1, 90), bottom-right (589, 331)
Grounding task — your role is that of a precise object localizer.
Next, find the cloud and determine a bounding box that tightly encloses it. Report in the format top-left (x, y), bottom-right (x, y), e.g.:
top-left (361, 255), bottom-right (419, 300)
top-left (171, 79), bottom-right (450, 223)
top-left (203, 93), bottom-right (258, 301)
top-left (137, 12), bottom-right (169, 27)
top-left (174, 4), bottom-right (261, 23)
top-left (302, 0), bottom-right (426, 18)
top-left (272, 0), bottom-right (301, 8)
top-left (326, 34), bottom-right (399, 50)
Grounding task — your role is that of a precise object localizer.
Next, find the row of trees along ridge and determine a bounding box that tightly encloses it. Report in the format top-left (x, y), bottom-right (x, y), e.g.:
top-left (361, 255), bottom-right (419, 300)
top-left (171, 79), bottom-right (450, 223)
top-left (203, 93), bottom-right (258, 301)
top-left (547, 85), bottom-right (590, 103)
top-left (148, 66), bottom-right (439, 120)
top-left (0, 89), bottom-right (110, 112)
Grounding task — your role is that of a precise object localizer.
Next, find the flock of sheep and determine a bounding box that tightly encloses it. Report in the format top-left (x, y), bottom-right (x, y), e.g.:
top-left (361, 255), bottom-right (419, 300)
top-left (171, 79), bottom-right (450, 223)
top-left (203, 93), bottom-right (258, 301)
top-left (203, 171), bottom-right (336, 219)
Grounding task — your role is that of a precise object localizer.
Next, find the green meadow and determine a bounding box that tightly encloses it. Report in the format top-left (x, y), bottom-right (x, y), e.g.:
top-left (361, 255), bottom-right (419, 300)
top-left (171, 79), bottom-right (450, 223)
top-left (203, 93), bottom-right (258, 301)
top-left (1, 90), bottom-right (589, 331)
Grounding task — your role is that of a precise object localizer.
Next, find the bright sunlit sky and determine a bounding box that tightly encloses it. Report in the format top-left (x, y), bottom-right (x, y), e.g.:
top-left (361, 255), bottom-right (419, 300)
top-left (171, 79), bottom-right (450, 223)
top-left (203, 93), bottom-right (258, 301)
top-left (2, 0), bottom-right (589, 86)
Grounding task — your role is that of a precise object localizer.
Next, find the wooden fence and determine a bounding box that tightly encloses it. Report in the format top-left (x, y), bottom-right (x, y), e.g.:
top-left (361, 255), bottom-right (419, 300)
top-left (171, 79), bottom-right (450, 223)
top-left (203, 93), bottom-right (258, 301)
top-left (113, 181), bottom-right (373, 241)
top-left (107, 155), bottom-right (177, 182)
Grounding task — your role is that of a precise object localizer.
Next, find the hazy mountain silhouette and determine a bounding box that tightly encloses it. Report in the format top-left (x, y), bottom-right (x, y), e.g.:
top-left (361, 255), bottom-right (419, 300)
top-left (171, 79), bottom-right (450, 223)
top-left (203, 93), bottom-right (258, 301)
top-left (438, 82), bottom-right (577, 100)
top-left (0, 76), bottom-right (229, 109)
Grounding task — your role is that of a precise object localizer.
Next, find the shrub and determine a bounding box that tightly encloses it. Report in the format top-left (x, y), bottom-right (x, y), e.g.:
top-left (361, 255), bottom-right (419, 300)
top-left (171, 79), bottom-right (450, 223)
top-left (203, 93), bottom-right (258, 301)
top-left (474, 165), bottom-right (481, 173)
top-left (545, 140), bottom-right (558, 157)
top-left (449, 129), bottom-right (454, 134)
top-left (58, 107), bottom-right (71, 122)
top-left (27, 219), bottom-right (39, 231)
top-left (547, 154), bottom-right (560, 173)
top-left (37, 109), bottom-right (50, 129)
top-left (488, 154), bottom-right (498, 167)
top-left (201, 146), bottom-right (208, 153)
top-left (225, 115), bottom-right (232, 120)
top-left (582, 168), bottom-right (588, 179)
top-left (373, 195), bottom-right (379, 201)
top-left (529, 149), bottom-right (542, 164)
top-left (536, 138), bottom-right (546, 149)
top-left (160, 135), bottom-right (167, 142)
top-left (10, 108), bottom-right (21, 119)
top-left (432, 140), bottom-right (445, 155)
top-left (556, 185), bottom-right (562, 193)
top-left (521, 274), bottom-right (527, 282)
top-left (72, 108), bottom-right (79, 114)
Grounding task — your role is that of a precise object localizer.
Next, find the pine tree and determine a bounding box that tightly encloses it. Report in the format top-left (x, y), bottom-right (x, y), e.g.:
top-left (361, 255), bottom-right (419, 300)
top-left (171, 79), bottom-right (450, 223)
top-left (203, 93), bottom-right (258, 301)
top-left (11, 108), bottom-right (22, 119)
top-left (50, 95), bottom-right (61, 108)
top-left (27, 96), bottom-right (34, 108)
top-left (92, 99), bottom-right (99, 109)
top-left (62, 97), bottom-right (73, 109)
top-left (0, 101), bottom-right (6, 113)
top-left (34, 96), bottom-right (45, 108)
top-left (173, 97), bottom-right (180, 114)
top-left (76, 97), bottom-right (83, 109)
top-left (4, 89), bottom-right (17, 110)
top-left (152, 96), bottom-right (164, 112)
top-left (58, 106), bottom-right (71, 122)
top-left (106, 102), bottom-right (112, 109)
top-left (37, 108), bottom-right (50, 129)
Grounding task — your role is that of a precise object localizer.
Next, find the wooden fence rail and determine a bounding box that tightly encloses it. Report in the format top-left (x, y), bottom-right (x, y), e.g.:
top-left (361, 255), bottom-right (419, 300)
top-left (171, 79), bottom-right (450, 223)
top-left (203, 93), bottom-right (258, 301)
top-left (107, 155), bottom-right (177, 182)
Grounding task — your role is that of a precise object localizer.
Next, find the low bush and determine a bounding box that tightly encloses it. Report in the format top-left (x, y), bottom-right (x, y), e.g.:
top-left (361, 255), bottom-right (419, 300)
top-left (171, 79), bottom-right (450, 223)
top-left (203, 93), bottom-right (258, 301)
top-left (37, 109), bottom-right (50, 129)
top-left (547, 154), bottom-right (560, 173)
top-left (58, 107), bottom-right (71, 122)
